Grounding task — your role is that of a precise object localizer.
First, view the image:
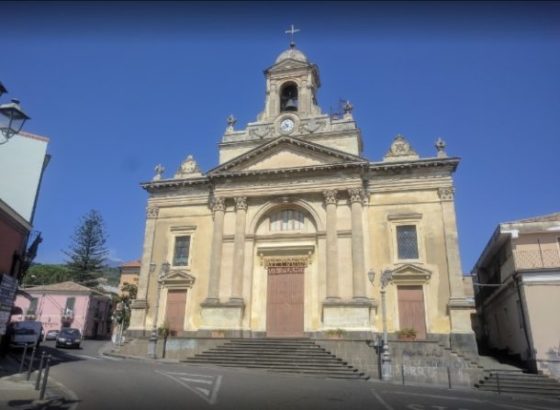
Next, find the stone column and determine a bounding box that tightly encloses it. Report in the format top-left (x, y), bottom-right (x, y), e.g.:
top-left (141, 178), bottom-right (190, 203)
top-left (205, 197), bottom-right (226, 304)
top-left (129, 205), bottom-right (159, 332)
top-left (323, 190), bottom-right (339, 300)
top-left (349, 188), bottom-right (367, 300)
top-left (230, 196), bottom-right (247, 304)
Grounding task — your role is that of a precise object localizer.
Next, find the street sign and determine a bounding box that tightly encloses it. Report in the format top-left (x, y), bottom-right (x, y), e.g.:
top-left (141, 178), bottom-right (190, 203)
top-left (0, 273), bottom-right (18, 335)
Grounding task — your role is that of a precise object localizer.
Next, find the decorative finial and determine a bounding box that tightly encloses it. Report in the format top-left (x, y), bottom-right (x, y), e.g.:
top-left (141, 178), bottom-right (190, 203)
top-left (227, 114), bottom-right (237, 129)
top-left (175, 154), bottom-right (202, 179)
top-left (285, 24), bottom-right (300, 48)
top-left (153, 164), bottom-right (165, 181)
top-left (435, 137), bottom-right (447, 158)
top-left (343, 100), bottom-right (353, 117)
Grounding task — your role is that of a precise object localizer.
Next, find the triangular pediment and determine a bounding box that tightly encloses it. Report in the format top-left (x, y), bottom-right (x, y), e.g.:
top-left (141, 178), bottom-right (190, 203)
top-left (209, 136), bottom-right (366, 175)
top-left (266, 59), bottom-right (311, 72)
top-left (391, 264), bottom-right (432, 284)
top-left (161, 270), bottom-right (196, 288)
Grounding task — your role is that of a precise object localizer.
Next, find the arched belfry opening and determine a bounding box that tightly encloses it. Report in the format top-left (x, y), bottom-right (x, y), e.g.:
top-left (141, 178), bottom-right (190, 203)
top-left (280, 82), bottom-right (298, 112)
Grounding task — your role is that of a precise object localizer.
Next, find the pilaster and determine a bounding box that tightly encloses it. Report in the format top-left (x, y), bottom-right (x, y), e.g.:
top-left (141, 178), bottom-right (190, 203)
top-left (129, 205), bottom-right (158, 332)
top-left (323, 190), bottom-right (339, 300)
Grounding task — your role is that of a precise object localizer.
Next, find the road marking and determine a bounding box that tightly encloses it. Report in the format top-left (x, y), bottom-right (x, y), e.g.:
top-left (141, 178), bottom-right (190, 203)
top-left (493, 403), bottom-right (560, 410)
top-left (385, 391), bottom-right (484, 403)
top-left (73, 354), bottom-right (102, 361)
top-left (371, 390), bottom-right (394, 410)
top-left (155, 370), bottom-right (222, 405)
top-left (101, 355), bottom-right (122, 361)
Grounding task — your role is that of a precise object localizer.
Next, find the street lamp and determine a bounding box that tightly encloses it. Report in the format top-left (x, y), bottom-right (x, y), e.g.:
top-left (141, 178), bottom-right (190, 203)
top-left (147, 262), bottom-right (170, 359)
top-left (0, 97), bottom-right (30, 145)
top-left (368, 268), bottom-right (393, 381)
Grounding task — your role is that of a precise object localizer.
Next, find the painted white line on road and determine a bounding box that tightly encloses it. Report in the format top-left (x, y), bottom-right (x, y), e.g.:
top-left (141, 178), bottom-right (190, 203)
top-left (493, 402), bottom-right (560, 410)
top-left (73, 354), bottom-right (102, 361)
top-left (385, 391), bottom-right (484, 403)
top-left (155, 370), bottom-right (222, 405)
top-left (180, 378), bottom-right (213, 384)
top-left (101, 355), bottom-right (123, 361)
top-left (161, 371), bottom-right (214, 378)
top-left (371, 390), bottom-right (394, 410)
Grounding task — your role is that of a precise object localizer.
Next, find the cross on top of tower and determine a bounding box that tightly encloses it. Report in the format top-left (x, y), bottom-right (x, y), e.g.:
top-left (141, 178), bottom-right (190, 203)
top-left (285, 24), bottom-right (300, 48)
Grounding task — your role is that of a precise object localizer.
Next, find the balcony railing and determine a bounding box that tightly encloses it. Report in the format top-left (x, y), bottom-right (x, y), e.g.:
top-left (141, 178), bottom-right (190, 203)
top-left (515, 249), bottom-right (560, 270)
top-left (61, 308), bottom-right (74, 321)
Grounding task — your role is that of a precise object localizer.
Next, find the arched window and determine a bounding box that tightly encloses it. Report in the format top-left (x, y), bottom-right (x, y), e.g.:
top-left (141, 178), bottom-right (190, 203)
top-left (280, 83), bottom-right (298, 112)
top-left (270, 209), bottom-right (305, 231)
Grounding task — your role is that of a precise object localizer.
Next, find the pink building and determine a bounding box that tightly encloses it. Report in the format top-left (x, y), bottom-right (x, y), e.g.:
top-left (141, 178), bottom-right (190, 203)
top-left (11, 281), bottom-right (113, 339)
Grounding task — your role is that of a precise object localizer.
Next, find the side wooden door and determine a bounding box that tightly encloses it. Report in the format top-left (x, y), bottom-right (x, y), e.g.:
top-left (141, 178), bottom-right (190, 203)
top-left (165, 289), bottom-right (187, 335)
top-left (397, 286), bottom-right (427, 340)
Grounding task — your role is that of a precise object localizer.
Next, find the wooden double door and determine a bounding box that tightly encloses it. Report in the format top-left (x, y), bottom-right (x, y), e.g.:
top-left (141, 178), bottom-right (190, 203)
top-left (266, 264), bottom-right (305, 338)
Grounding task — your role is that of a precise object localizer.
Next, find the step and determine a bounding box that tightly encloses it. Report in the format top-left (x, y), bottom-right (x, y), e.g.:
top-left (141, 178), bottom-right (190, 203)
top-left (268, 369), bottom-right (367, 378)
top-left (200, 350), bottom-right (337, 358)
top-left (216, 347), bottom-right (327, 354)
top-left (184, 359), bottom-right (353, 369)
top-left (221, 344), bottom-right (325, 350)
top-left (481, 377), bottom-right (560, 386)
top-left (188, 362), bottom-right (360, 374)
top-left (182, 339), bottom-right (366, 380)
top-left (192, 356), bottom-right (346, 364)
top-left (477, 381), bottom-right (560, 391)
top-left (476, 386), bottom-right (560, 397)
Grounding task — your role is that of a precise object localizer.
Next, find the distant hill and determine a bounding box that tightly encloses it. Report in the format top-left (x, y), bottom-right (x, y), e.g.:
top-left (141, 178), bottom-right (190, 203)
top-left (24, 263), bottom-right (121, 288)
top-left (98, 266), bottom-right (121, 287)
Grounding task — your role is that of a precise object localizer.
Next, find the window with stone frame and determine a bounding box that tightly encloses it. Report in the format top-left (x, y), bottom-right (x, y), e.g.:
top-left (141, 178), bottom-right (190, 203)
top-left (64, 297), bottom-right (75, 316)
top-left (27, 297), bottom-right (38, 315)
top-left (396, 225), bottom-right (419, 260)
top-left (270, 209), bottom-right (305, 232)
top-left (173, 235), bottom-right (191, 266)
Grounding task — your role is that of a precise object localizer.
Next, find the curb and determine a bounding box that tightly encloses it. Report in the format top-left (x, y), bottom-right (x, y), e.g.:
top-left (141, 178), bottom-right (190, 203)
top-left (102, 350), bottom-right (181, 363)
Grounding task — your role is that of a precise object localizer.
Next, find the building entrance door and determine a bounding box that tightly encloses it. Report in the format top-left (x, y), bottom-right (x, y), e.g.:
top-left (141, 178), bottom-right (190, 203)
top-left (397, 285), bottom-right (427, 340)
top-left (165, 289), bottom-right (187, 335)
top-left (266, 262), bottom-right (304, 338)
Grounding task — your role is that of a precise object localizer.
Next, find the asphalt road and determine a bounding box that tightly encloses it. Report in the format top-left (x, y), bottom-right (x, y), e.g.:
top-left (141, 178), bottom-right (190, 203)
top-left (34, 340), bottom-right (559, 410)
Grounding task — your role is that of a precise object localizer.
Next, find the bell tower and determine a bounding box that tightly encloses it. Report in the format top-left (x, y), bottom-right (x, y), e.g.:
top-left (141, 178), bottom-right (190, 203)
top-left (218, 27), bottom-right (363, 164)
top-left (258, 42), bottom-right (322, 122)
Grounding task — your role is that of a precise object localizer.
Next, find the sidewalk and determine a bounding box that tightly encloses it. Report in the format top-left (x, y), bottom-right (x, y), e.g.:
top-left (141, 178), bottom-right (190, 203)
top-left (0, 353), bottom-right (78, 409)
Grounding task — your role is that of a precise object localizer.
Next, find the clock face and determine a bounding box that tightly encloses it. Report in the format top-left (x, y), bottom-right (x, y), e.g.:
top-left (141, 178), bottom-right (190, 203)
top-left (280, 118), bottom-right (295, 134)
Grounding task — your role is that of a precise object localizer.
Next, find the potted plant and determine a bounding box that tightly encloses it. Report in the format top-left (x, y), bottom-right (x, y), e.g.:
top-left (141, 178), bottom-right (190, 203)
top-left (396, 327), bottom-right (417, 341)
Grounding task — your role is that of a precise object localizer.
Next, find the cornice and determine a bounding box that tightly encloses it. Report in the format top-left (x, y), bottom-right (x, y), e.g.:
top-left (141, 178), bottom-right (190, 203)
top-left (368, 157), bottom-right (460, 174)
top-left (141, 156), bottom-right (460, 193)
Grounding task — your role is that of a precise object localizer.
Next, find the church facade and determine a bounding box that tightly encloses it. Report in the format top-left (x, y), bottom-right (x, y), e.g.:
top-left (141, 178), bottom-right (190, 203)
top-left (129, 43), bottom-right (476, 356)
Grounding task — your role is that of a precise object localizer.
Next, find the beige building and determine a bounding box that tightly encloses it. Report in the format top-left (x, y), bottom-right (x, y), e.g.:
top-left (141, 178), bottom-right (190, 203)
top-left (128, 43), bottom-right (476, 357)
top-left (473, 213), bottom-right (560, 379)
top-left (119, 260), bottom-right (141, 297)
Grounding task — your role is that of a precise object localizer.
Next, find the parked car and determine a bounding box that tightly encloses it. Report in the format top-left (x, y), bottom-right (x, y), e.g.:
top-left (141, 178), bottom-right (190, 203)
top-left (45, 329), bottom-right (60, 341)
top-left (9, 320), bottom-right (43, 348)
top-left (56, 328), bottom-right (82, 349)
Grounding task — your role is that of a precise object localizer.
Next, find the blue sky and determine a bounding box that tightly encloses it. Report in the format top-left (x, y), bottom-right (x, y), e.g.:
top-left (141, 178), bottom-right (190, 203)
top-left (2, 2), bottom-right (559, 272)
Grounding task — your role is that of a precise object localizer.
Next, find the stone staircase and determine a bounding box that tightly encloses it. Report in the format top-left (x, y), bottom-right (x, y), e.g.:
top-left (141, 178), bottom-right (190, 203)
top-left (475, 369), bottom-right (560, 399)
top-left (182, 338), bottom-right (369, 380)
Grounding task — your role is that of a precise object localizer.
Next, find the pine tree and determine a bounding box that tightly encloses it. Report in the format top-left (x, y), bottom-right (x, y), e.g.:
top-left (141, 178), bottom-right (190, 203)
top-left (64, 210), bottom-right (109, 286)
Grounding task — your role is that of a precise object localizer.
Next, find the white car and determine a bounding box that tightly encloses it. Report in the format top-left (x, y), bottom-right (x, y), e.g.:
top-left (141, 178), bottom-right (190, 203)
top-left (9, 320), bottom-right (43, 348)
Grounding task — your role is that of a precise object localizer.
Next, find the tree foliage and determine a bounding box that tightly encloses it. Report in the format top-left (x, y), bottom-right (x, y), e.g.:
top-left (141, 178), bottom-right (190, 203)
top-left (63, 210), bottom-right (109, 286)
top-left (23, 264), bottom-right (73, 286)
